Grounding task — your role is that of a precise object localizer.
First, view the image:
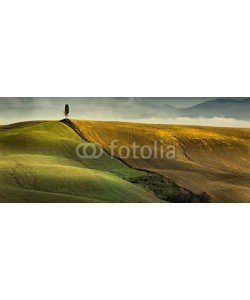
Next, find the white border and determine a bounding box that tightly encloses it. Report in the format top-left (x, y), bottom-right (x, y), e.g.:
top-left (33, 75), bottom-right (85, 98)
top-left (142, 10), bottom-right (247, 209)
top-left (1, 0), bottom-right (250, 299)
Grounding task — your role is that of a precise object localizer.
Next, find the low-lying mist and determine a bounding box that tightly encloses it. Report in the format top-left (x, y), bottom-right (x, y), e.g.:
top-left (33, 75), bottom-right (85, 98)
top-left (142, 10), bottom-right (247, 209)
top-left (126, 117), bottom-right (250, 128)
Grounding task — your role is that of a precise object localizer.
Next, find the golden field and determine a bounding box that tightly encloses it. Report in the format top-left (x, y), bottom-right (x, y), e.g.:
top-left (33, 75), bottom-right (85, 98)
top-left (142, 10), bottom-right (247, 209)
top-left (72, 120), bottom-right (250, 202)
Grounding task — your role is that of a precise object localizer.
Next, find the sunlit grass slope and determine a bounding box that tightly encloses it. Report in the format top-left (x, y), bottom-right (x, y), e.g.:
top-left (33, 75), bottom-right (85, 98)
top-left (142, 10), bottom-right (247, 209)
top-left (72, 120), bottom-right (250, 203)
top-left (0, 121), bottom-right (161, 202)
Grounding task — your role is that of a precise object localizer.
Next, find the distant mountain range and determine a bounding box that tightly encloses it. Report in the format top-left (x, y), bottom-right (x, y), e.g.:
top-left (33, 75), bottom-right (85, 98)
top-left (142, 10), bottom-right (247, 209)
top-left (128, 98), bottom-right (250, 120)
top-left (176, 98), bottom-right (250, 120)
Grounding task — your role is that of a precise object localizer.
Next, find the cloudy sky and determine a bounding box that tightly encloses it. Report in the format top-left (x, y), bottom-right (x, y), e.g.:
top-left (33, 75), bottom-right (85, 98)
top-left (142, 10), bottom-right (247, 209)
top-left (0, 97), bottom-right (249, 127)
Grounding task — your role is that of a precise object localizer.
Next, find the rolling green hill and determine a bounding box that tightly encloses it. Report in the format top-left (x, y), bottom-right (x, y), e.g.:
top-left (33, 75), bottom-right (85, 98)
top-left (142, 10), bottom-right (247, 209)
top-left (0, 121), bottom-right (162, 202)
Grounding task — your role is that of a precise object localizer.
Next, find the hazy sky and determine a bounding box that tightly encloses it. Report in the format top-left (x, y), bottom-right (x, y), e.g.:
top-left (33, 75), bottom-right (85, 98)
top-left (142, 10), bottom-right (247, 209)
top-left (0, 97), bottom-right (249, 127)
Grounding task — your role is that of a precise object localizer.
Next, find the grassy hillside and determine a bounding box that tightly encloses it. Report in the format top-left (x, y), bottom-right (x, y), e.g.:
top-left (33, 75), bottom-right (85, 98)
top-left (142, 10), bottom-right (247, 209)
top-left (72, 120), bottom-right (250, 203)
top-left (0, 121), bottom-right (162, 202)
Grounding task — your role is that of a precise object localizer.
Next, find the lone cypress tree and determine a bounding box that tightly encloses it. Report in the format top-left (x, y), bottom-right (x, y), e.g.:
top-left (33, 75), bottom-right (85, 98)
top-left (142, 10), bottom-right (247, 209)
top-left (64, 104), bottom-right (69, 118)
